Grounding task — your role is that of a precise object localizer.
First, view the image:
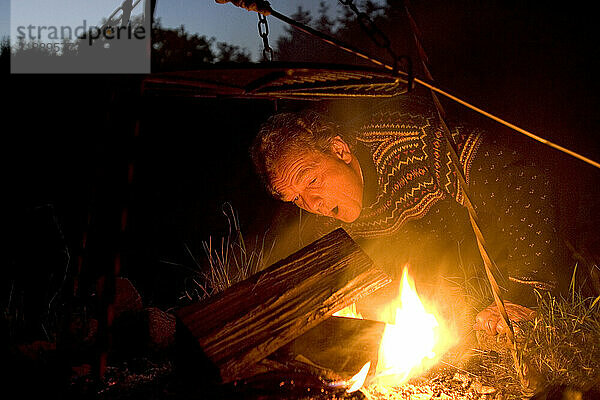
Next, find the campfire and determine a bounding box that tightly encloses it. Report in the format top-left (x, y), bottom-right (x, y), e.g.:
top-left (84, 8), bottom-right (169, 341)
top-left (169, 228), bottom-right (599, 399)
top-left (18, 226), bottom-right (596, 399)
top-left (335, 266), bottom-right (458, 391)
top-left (173, 228), bottom-right (477, 398)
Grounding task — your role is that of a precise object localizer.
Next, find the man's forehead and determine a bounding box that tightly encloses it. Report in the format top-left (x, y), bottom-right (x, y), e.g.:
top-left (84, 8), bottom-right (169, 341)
top-left (271, 152), bottom-right (321, 199)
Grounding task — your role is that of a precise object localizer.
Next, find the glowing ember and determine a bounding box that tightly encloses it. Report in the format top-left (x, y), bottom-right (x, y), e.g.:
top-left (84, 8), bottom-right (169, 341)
top-left (347, 361), bottom-right (371, 393)
top-left (375, 267), bottom-right (456, 384)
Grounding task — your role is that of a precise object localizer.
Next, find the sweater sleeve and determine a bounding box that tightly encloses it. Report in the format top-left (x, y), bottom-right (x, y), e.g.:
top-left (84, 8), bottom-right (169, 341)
top-left (466, 134), bottom-right (571, 305)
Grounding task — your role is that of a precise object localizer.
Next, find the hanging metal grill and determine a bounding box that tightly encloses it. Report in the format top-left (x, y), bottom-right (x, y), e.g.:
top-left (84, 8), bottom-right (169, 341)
top-left (142, 62), bottom-right (412, 100)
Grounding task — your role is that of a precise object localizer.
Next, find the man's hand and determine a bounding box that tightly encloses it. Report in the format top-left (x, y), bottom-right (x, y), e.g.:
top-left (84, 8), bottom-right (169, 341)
top-left (473, 301), bottom-right (536, 336)
top-left (215, 0), bottom-right (271, 15)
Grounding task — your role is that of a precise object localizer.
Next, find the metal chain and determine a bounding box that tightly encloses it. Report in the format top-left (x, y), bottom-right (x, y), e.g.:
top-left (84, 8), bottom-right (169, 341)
top-left (338, 0), bottom-right (410, 77)
top-left (258, 13), bottom-right (274, 62)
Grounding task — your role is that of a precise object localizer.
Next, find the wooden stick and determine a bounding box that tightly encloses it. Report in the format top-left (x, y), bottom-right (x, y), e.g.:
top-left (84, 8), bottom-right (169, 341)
top-left (176, 228), bottom-right (391, 383)
top-left (275, 316), bottom-right (386, 379)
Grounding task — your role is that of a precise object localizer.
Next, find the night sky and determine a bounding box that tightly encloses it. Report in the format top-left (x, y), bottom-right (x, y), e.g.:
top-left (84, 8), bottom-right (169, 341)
top-left (4, 0), bottom-right (600, 309)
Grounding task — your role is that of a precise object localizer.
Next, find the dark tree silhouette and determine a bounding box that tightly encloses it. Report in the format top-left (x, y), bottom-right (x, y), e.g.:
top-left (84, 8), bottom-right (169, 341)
top-left (151, 19), bottom-right (253, 71)
top-left (274, 1), bottom-right (393, 66)
top-left (216, 42), bottom-right (251, 63)
top-left (1, 36), bottom-right (10, 73)
top-left (151, 22), bottom-right (215, 71)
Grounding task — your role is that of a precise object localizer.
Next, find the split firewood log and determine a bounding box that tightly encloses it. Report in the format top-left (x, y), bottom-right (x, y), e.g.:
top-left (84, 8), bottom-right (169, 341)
top-left (176, 228), bottom-right (391, 383)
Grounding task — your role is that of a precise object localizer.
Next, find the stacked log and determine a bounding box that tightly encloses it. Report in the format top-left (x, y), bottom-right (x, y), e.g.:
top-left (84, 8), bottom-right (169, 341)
top-left (176, 228), bottom-right (391, 383)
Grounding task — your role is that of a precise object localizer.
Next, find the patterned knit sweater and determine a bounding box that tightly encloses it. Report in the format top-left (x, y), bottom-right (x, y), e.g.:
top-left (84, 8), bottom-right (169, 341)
top-left (344, 110), bottom-right (481, 238)
top-left (309, 98), bottom-right (571, 305)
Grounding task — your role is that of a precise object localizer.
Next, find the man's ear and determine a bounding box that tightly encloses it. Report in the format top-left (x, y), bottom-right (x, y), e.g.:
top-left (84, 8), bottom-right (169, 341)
top-left (330, 136), bottom-right (353, 164)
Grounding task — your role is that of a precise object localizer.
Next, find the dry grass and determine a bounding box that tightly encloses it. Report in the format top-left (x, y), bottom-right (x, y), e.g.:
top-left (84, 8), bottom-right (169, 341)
top-left (523, 288), bottom-right (600, 388)
top-left (182, 203), bottom-right (274, 301)
top-left (356, 283), bottom-right (600, 399)
top-left (412, 245), bottom-right (600, 399)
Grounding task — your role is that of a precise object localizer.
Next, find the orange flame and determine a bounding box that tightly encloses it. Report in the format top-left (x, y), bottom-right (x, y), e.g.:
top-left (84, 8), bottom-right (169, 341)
top-left (332, 266), bottom-right (457, 389)
top-left (346, 361), bottom-right (371, 393)
top-left (375, 266), bottom-right (457, 384)
top-left (333, 302), bottom-right (363, 319)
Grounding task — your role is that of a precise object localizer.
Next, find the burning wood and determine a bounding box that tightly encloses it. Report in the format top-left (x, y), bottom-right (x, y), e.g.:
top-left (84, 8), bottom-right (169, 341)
top-left (174, 229), bottom-right (466, 398)
top-left (175, 228), bottom-right (392, 383)
top-left (375, 267), bottom-right (457, 384)
top-left (347, 361), bottom-right (371, 393)
top-left (274, 316), bottom-right (385, 380)
top-left (333, 267), bottom-right (458, 387)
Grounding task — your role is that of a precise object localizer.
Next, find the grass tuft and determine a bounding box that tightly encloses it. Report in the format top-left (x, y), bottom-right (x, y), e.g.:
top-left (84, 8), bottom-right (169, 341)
top-left (522, 288), bottom-right (600, 388)
top-left (182, 203), bottom-right (274, 301)
top-left (441, 243), bottom-right (600, 397)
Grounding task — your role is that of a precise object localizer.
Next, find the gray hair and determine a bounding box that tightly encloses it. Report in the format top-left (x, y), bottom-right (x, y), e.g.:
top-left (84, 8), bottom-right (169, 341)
top-left (250, 111), bottom-right (345, 197)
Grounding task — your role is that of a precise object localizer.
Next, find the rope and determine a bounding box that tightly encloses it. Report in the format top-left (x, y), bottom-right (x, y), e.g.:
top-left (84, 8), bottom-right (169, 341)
top-left (255, 1), bottom-right (547, 389)
top-left (266, 4), bottom-right (600, 171)
top-left (415, 78), bottom-right (600, 169)
top-left (269, 9), bottom-right (390, 70)
top-left (402, 1), bottom-right (529, 388)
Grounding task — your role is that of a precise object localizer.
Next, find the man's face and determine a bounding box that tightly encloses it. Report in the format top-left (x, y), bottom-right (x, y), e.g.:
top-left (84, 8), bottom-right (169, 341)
top-left (270, 136), bottom-right (364, 223)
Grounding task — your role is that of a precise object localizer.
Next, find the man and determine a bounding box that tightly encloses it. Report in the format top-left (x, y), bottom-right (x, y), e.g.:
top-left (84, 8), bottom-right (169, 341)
top-left (250, 96), bottom-right (599, 336)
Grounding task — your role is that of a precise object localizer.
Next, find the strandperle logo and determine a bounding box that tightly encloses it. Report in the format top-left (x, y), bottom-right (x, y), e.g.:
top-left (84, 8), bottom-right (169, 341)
top-left (15, 20), bottom-right (147, 46)
top-left (10, 0), bottom-right (151, 73)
